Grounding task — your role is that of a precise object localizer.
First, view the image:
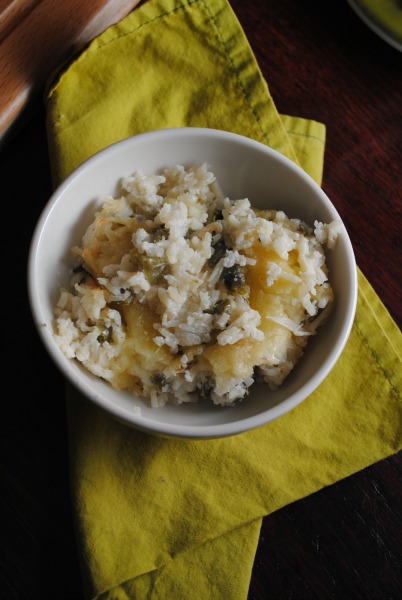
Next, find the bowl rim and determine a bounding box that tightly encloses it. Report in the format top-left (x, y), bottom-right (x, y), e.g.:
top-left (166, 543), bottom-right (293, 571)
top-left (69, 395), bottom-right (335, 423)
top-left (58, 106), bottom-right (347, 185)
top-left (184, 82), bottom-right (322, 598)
top-left (28, 127), bottom-right (358, 439)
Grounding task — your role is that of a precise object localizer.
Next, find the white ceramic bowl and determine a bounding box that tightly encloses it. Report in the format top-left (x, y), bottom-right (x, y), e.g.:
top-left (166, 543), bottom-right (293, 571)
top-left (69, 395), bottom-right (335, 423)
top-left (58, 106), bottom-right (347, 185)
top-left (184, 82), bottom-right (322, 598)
top-left (28, 127), bottom-right (357, 439)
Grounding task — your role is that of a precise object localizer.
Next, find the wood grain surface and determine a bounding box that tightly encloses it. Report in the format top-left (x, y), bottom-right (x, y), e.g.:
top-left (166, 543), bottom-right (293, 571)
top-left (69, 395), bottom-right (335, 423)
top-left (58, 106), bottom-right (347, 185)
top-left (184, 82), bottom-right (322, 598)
top-left (1, 0), bottom-right (401, 598)
top-left (0, 0), bottom-right (140, 144)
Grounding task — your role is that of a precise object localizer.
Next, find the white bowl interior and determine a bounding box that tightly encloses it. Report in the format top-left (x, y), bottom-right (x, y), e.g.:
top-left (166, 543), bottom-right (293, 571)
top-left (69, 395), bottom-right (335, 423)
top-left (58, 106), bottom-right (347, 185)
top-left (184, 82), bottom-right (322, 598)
top-left (28, 128), bottom-right (357, 438)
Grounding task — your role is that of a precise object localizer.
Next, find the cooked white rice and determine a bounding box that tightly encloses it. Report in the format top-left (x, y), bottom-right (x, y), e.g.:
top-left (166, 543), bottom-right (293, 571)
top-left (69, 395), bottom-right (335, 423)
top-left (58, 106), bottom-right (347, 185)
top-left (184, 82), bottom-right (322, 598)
top-left (54, 163), bottom-right (341, 407)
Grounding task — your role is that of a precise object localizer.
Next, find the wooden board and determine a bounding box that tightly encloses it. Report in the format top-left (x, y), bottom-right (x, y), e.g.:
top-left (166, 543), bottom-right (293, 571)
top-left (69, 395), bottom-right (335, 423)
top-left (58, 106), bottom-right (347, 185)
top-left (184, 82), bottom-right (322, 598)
top-left (0, 0), bottom-right (141, 144)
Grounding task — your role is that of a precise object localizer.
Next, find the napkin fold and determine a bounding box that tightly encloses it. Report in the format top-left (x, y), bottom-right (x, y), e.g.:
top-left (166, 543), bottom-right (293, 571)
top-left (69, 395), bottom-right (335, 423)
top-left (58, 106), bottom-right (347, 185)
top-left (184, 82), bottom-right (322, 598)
top-left (45, 0), bottom-right (402, 598)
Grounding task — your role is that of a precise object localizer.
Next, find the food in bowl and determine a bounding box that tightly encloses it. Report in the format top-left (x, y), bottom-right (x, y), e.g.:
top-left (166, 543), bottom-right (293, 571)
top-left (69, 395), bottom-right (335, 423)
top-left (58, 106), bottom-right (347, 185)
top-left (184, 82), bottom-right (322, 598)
top-left (53, 162), bottom-right (342, 408)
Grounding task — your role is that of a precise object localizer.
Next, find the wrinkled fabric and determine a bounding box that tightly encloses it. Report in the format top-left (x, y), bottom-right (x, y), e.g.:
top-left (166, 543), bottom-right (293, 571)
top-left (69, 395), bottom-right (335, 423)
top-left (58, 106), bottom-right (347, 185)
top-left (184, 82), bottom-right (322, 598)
top-left (46, 0), bottom-right (402, 598)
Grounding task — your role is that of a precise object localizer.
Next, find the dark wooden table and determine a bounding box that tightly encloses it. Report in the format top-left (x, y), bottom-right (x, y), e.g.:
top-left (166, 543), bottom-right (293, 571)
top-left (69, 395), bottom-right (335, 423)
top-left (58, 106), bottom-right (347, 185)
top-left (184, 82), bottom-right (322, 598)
top-left (2, 1), bottom-right (401, 598)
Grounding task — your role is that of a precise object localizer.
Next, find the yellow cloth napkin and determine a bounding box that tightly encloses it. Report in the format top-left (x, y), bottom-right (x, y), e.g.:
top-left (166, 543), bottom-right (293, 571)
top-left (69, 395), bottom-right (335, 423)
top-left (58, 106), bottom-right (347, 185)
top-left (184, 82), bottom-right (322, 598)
top-left (45, 0), bottom-right (402, 598)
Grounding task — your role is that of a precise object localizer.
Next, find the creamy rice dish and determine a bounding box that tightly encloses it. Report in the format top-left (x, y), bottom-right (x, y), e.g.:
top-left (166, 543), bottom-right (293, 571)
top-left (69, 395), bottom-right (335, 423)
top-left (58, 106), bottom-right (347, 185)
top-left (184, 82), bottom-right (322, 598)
top-left (54, 163), bottom-right (341, 407)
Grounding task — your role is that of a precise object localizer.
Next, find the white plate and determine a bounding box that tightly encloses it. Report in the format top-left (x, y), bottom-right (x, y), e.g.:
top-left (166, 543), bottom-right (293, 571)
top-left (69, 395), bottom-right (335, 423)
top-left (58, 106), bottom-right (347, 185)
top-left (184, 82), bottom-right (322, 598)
top-left (347, 0), bottom-right (402, 52)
